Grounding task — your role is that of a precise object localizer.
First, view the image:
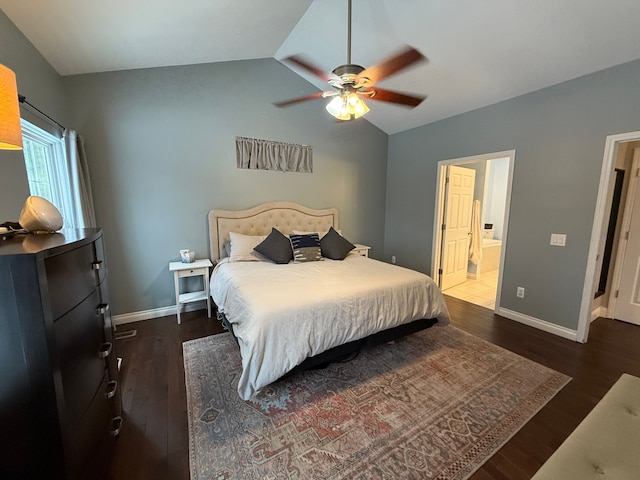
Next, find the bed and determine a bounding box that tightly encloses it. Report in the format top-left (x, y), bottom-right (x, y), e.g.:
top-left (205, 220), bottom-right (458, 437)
top-left (208, 202), bottom-right (450, 400)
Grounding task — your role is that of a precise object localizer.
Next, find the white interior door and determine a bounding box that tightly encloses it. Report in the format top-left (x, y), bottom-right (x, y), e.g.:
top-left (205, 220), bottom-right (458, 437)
top-left (441, 165), bottom-right (475, 290)
top-left (613, 148), bottom-right (640, 325)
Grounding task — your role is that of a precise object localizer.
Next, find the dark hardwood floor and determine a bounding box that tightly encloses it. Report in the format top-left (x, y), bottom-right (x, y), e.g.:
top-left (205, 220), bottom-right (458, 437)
top-left (109, 297), bottom-right (640, 479)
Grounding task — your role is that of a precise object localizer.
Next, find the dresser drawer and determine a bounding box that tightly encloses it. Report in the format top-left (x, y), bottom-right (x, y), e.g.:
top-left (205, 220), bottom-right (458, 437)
top-left (81, 416), bottom-right (120, 480)
top-left (97, 281), bottom-right (113, 334)
top-left (46, 242), bottom-right (100, 320)
top-left (54, 289), bottom-right (106, 423)
top-left (92, 235), bottom-right (107, 286)
top-left (99, 304), bottom-right (119, 384)
top-left (71, 373), bottom-right (119, 480)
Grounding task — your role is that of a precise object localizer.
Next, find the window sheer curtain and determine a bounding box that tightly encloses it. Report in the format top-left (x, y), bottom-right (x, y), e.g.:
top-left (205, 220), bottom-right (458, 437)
top-left (63, 129), bottom-right (97, 228)
top-left (236, 136), bottom-right (313, 173)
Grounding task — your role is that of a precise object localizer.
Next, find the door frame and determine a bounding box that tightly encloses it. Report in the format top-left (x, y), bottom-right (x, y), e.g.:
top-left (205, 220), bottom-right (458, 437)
top-left (608, 147), bottom-right (640, 321)
top-left (580, 130), bottom-right (640, 341)
top-left (432, 150), bottom-right (515, 311)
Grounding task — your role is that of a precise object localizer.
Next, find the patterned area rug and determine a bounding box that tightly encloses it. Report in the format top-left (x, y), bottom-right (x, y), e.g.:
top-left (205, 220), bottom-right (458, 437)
top-left (184, 326), bottom-right (570, 479)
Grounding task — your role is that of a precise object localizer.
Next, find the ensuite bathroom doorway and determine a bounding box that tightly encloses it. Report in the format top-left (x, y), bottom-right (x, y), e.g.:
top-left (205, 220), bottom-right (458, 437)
top-left (432, 151), bottom-right (515, 311)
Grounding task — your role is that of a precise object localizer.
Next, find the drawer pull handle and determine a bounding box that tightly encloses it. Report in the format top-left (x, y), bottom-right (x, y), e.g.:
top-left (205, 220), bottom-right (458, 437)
top-left (105, 380), bottom-right (118, 399)
top-left (96, 303), bottom-right (110, 315)
top-left (92, 260), bottom-right (103, 271)
top-left (110, 416), bottom-right (123, 437)
top-left (99, 342), bottom-right (113, 358)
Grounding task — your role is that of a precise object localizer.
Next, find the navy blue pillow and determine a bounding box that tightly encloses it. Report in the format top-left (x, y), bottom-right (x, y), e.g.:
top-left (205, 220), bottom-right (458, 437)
top-left (320, 226), bottom-right (355, 260)
top-left (289, 233), bottom-right (322, 262)
top-left (253, 228), bottom-right (293, 264)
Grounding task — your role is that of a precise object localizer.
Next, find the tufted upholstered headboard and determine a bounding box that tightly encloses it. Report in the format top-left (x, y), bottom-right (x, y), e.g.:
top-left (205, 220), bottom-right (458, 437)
top-left (207, 201), bottom-right (339, 261)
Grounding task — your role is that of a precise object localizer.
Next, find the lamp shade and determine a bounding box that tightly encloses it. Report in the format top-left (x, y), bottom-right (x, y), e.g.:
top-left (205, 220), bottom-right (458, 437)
top-left (0, 64), bottom-right (23, 150)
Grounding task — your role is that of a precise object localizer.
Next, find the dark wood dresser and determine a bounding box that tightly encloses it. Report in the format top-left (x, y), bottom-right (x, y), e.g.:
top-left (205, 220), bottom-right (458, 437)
top-left (0, 228), bottom-right (122, 480)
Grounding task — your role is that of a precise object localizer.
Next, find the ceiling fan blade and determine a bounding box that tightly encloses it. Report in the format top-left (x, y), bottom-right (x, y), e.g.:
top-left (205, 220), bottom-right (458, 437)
top-left (357, 46), bottom-right (427, 85)
top-left (364, 87), bottom-right (426, 107)
top-left (273, 91), bottom-right (327, 108)
top-left (282, 55), bottom-right (333, 82)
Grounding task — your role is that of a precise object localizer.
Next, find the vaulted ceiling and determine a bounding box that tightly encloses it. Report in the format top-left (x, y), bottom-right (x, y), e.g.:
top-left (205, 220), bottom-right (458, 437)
top-left (2, 0), bottom-right (640, 134)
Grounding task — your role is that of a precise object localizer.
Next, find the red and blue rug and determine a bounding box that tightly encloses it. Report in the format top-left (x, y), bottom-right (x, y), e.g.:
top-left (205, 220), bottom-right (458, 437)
top-left (184, 326), bottom-right (569, 479)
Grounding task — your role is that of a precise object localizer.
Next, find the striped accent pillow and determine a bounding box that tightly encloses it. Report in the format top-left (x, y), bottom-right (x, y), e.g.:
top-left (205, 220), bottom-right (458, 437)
top-left (289, 233), bottom-right (322, 262)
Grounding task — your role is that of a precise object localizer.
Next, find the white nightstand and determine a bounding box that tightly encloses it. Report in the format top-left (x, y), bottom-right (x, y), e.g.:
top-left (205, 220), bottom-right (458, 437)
top-left (169, 259), bottom-right (213, 324)
top-left (352, 244), bottom-right (371, 257)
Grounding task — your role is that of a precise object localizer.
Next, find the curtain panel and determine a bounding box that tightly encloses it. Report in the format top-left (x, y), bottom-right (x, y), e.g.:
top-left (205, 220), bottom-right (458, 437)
top-left (236, 136), bottom-right (312, 173)
top-left (64, 129), bottom-right (97, 228)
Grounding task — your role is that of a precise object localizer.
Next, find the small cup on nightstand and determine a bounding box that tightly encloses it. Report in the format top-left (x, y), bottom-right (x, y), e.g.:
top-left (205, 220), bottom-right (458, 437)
top-left (179, 249), bottom-right (195, 263)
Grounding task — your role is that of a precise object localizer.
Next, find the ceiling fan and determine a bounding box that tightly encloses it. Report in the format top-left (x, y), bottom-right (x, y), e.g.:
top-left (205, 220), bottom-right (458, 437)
top-left (274, 0), bottom-right (428, 121)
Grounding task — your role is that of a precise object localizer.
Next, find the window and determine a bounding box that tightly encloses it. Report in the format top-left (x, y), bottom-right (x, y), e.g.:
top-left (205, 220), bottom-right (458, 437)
top-left (21, 120), bottom-right (76, 227)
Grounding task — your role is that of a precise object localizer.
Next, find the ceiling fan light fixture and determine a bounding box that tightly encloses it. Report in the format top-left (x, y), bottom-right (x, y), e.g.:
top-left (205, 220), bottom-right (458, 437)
top-left (348, 92), bottom-right (369, 117)
top-left (326, 95), bottom-right (350, 120)
top-left (326, 91), bottom-right (369, 121)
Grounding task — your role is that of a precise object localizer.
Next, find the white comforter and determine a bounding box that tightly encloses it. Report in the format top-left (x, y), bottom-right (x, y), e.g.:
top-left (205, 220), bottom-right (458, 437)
top-left (210, 254), bottom-right (450, 399)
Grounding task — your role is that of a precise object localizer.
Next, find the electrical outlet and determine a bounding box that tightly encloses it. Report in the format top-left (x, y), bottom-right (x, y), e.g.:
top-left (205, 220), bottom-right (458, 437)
top-left (391, 255), bottom-right (396, 264)
top-left (516, 287), bottom-right (525, 298)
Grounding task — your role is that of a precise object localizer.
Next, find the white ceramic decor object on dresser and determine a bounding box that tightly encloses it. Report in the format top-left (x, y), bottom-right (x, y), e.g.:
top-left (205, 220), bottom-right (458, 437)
top-left (169, 258), bottom-right (213, 324)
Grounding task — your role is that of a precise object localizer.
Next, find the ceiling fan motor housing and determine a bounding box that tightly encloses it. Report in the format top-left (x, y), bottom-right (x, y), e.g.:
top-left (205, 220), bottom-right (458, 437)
top-left (332, 64), bottom-right (367, 82)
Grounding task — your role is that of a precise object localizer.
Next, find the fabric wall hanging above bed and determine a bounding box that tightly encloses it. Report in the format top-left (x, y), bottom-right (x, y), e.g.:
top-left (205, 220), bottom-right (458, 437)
top-left (235, 136), bottom-right (312, 173)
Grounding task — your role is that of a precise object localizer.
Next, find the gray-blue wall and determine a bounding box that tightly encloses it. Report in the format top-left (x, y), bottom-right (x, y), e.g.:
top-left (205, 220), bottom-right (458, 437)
top-left (5, 7), bottom-right (640, 332)
top-left (385, 59), bottom-right (640, 330)
top-left (1, 10), bottom-right (389, 317)
top-left (0, 9), bottom-right (67, 220)
top-left (62, 59), bottom-right (389, 315)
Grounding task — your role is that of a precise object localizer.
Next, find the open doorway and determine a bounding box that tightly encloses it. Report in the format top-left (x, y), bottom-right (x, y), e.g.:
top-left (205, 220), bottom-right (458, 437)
top-left (432, 150), bottom-right (515, 311)
top-left (589, 140), bottom-right (640, 325)
top-left (579, 130), bottom-right (640, 342)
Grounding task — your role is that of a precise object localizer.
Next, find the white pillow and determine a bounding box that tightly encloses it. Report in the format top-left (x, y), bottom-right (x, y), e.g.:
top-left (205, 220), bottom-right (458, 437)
top-left (292, 228), bottom-right (341, 238)
top-left (228, 232), bottom-right (267, 262)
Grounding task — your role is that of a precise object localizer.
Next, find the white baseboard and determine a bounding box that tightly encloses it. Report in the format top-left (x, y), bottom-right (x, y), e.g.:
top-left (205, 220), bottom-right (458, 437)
top-left (496, 307), bottom-right (580, 342)
top-left (113, 301), bottom-right (208, 326)
top-left (591, 306), bottom-right (608, 322)
top-left (117, 301), bottom-right (580, 344)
